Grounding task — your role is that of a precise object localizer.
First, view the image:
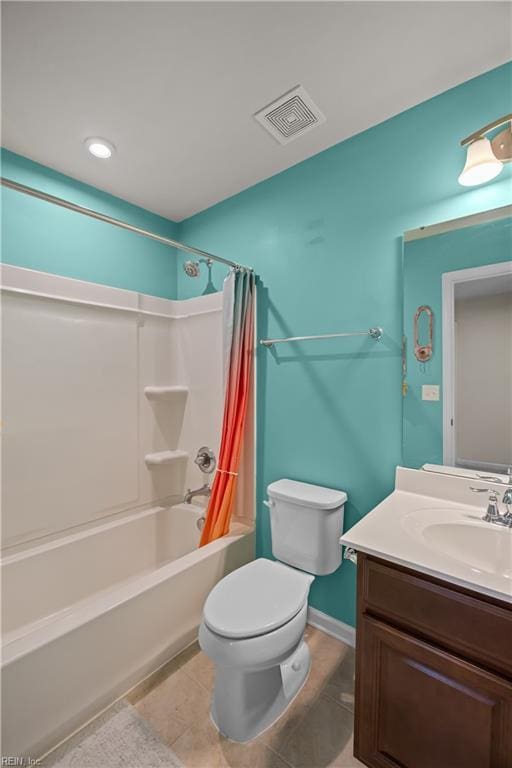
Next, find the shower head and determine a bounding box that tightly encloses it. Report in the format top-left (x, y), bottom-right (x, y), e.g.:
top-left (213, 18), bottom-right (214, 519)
top-left (183, 258), bottom-right (214, 278)
top-left (183, 260), bottom-right (200, 278)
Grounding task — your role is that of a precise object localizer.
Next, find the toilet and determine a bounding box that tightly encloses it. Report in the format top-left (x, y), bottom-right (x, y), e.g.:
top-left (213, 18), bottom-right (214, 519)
top-left (199, 478), bottom-right (347, 742)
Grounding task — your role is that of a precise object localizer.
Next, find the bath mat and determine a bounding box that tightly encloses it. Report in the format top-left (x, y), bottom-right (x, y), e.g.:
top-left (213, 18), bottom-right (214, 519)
top-left (44, 700), bottom-right (184, 767)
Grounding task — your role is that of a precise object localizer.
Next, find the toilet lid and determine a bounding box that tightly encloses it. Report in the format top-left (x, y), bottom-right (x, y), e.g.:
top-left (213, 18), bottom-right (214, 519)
top-left (203, 558), bottom-right (313, 639)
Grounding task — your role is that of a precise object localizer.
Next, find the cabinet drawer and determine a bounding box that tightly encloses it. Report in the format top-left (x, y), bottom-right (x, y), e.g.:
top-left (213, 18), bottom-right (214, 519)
top-left (359, 555), bottom-right (512, 677)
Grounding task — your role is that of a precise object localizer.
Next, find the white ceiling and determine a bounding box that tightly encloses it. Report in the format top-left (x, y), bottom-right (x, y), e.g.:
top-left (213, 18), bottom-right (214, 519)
top-left (455, 273), bottom-right (512, 300)
top-left (2, 2), bottom-right (511, 221)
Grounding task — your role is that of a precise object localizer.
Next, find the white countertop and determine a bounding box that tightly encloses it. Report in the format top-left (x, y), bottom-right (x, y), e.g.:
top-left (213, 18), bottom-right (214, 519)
top-left (340, 467), bottom-right (512, 604)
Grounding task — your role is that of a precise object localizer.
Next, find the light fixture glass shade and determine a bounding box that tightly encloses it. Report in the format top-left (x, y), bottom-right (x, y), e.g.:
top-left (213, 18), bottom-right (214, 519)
top-left (458, 137), bottom-right (503, 186)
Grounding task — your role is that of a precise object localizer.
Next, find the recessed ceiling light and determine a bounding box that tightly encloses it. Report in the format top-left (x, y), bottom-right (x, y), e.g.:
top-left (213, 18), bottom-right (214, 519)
top-left (85, 137), bottom-right (115, 159)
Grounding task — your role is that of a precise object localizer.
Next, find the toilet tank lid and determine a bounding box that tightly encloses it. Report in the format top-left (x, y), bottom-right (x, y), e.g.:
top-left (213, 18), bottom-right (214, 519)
top-left (267, 479), bottom-right (347, 510)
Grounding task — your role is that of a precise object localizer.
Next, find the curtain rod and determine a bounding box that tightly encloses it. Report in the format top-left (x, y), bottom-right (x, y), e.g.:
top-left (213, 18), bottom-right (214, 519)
top-left (1, 177), bottom-right (253, 273)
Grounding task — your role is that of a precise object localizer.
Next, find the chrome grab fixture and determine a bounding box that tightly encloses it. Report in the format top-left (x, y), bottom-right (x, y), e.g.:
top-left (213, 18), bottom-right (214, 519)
top-left (260, 327), bottom-right (383, 348)
top-left (470, 479), bottom-right (512, 528)
top-left (194, 446), bottom-right (216, 474)
top-left (184, 483), bottom-right (211, 504)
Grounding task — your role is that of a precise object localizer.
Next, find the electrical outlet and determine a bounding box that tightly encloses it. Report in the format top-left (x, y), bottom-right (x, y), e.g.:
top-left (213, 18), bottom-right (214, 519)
top-left (422, 384), bottom-right (440, 401)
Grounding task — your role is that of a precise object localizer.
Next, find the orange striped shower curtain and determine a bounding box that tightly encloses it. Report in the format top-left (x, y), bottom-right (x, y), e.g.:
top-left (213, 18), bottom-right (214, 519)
top-left (199, 269), bottom-right (255, 545)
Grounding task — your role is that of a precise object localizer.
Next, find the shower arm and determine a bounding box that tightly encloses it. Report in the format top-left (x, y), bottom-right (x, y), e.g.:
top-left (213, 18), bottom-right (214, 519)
top-left (0, 177), bottom-right (253, 274)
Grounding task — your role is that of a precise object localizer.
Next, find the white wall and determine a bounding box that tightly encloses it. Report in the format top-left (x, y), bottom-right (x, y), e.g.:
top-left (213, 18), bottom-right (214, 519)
top-left (455, 291), bottom-right (512, 468)
top-left (174, 293), bottom-right (224, 493)
top-left (1, 265), bottom-right (226, 550)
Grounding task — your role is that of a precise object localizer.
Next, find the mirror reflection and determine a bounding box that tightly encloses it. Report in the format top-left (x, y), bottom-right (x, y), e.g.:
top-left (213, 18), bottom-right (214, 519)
top-left (402, 211), bottom-right (512, 475)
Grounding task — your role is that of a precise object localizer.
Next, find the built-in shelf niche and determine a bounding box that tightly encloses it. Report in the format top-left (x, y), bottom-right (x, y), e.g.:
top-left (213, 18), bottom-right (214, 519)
top-left (144, 386), bottom-right (189, 401)
top-left (144, 449), bottom-right (188, 468)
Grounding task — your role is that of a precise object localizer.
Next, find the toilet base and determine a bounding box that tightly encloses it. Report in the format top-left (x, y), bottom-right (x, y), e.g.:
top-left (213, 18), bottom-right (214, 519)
top-left (210, 640), bottom-right (311, 743)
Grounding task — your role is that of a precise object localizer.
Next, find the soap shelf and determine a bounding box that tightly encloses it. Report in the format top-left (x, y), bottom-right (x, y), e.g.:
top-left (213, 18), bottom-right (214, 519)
top-left (145, 449), bottom-right (188, 468)
top-left (144, 386), bottom-right (188, 401)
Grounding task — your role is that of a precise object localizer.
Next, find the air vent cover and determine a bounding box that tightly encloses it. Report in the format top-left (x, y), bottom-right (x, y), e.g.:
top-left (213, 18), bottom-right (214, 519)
top-left (254, 85), bottom-right (326, 145)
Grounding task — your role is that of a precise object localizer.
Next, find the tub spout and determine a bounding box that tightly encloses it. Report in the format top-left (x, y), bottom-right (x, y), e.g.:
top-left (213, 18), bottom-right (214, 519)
top-left (184, 483), bottom-right (211, 504)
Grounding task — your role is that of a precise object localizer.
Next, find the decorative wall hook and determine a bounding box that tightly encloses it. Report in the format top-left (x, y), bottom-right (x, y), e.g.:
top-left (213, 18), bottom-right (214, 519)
top-left (414, 305), bottom-right (433, 362)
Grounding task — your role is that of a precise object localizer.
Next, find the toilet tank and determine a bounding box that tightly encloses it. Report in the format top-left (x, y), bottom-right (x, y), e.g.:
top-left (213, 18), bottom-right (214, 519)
top-left (267, 479), bottom-right (347, 576)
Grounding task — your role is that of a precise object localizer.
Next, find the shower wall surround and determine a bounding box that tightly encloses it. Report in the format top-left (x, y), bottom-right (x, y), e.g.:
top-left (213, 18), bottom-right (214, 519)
top-left (1, 265), bottom-right (224, 549)
top-left (2, 62), bottom-right (511, 625)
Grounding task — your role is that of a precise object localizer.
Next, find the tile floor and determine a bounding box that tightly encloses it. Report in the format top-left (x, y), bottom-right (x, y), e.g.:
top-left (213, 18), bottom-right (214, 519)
top-left (127, 625), bottom-right (364, 768)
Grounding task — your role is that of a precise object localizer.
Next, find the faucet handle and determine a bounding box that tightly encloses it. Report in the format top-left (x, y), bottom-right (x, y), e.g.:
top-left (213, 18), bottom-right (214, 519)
top-left (194, 447), bottom-right (216, 474)
top-left (470, 486), bottom-right (502, 523)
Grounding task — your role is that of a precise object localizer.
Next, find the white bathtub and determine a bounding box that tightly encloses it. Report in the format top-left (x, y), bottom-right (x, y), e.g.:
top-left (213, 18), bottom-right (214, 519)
top-left (1, 502), bottom-right (254, 759)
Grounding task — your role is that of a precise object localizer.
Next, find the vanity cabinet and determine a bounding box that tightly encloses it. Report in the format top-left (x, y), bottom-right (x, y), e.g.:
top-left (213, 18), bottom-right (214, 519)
top-left (354, 554), bottom-right (512, 768)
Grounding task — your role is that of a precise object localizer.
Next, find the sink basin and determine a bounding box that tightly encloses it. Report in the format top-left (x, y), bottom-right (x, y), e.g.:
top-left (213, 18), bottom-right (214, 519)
top-left (403, 508), bottom-right (512, 578)
top-left (339, 467), bottom-right (512, 603)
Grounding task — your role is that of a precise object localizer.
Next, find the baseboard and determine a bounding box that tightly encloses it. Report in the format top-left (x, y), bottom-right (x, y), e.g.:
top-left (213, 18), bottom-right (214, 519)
top-left (307, 606), bottom-right (356, 648)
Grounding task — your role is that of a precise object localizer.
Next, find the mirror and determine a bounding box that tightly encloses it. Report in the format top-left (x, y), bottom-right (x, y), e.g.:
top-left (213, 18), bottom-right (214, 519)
top-left (402, 209), bottom-right (512, 476)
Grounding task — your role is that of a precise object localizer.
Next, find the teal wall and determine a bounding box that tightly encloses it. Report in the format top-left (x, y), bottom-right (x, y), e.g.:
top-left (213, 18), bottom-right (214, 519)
top-left (178, 63), bottom-right (512, 627)
top-left (2, 64), bottom-right (511, 627)
top-left (1, 149), bottom-right (179, 299)
top-left (403, 217), bottom-right (512, 468)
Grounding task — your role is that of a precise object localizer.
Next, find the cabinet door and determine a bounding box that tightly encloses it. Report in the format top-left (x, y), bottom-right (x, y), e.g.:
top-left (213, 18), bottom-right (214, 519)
top-left (355, 616), bottom-right (512, 768)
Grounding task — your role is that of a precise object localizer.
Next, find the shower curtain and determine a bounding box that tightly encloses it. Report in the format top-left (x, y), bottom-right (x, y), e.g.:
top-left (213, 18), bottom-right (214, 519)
top-left (200, 269), bottom-right (255, 546)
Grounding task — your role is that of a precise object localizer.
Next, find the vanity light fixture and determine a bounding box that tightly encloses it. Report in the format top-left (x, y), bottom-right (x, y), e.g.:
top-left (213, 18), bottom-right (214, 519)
top-left (85, 137), bottom-right (115, 159)
top-left (458, 114), bottom-right (511, 186)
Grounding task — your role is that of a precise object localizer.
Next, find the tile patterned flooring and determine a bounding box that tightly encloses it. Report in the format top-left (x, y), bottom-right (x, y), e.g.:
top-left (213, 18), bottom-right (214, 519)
top-left (127, 625), bottom-right (364, 768)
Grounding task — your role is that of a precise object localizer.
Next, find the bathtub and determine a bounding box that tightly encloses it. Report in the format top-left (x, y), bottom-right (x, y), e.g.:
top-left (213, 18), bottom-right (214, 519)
top-left (1, 502), bottom-right (254, 759)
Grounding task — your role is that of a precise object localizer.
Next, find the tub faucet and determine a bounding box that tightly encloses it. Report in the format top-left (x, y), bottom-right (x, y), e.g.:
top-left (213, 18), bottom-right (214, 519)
top-left (184, 483), bottom-right (211, 504)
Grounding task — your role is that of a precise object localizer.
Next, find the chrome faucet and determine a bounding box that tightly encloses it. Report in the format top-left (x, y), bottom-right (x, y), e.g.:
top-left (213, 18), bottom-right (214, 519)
top-left (184, 483), bottom-right (211, 504)
top-left (470, 478), bottom-right (512, 528)
top-left (502, 467), bottom-right (512, 510)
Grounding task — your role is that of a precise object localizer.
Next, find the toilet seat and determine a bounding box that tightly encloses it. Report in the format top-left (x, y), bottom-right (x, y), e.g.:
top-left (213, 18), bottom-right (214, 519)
top-left (199, 602), bottom-right (309, 672)
top-left (203, 558), bottom-right (314, 639)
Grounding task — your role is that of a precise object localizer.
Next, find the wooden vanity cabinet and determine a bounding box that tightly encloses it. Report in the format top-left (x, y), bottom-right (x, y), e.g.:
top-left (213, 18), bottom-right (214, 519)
top-left (354, 553), bottom-right (512, 768)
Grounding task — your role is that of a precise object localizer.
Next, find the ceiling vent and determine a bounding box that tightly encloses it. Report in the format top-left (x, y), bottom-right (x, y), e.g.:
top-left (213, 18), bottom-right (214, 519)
top-left (254, 85), bottom-right (326, 145)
